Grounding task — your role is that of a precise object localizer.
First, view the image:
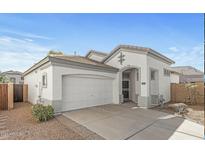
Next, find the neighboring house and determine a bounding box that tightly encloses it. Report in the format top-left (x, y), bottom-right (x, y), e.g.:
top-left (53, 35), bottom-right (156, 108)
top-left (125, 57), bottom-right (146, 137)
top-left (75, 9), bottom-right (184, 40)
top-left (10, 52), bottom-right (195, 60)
top-left (23, 44), bottom-right (175, 112)
top-left (1, 70), bottom-right (24, 84)
top-left (170, 66), bottom-right (204, 83)
top-left (170, 70), bottom-right (180, 84)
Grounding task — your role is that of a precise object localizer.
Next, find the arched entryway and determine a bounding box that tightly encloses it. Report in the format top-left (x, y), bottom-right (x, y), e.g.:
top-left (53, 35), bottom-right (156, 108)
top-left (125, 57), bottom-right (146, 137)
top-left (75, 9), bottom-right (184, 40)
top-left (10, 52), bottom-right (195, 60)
top-left (120, 67), bottom-right (141, 103)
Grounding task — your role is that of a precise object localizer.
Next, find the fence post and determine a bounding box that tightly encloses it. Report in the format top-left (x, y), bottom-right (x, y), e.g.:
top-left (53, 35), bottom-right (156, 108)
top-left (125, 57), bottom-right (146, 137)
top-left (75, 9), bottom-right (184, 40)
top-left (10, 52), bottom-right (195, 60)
top-left (170, 83), bottom-right (174, 102)
top-left (23, 84), bottom-right (28, 103)
top-left (7, 83), bottom-right (14, 110)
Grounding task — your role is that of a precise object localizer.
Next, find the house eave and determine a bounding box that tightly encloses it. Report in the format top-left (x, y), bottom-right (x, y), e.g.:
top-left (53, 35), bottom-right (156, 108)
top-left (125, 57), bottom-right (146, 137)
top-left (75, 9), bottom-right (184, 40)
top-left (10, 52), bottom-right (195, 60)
top-left (148, 49), bottom-right (175, 64)
top-left (23, 56), bottom-right (50, 76)
top-left (23, 55), bottom-right (119, 77)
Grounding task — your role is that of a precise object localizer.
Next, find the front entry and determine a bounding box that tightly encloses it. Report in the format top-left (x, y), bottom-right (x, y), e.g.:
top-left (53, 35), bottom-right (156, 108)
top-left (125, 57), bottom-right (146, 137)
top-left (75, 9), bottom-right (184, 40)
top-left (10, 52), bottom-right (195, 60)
top-left (122, 80), bottom-right (129, 102)
top-left (121, 68), bottom-right (140, 103)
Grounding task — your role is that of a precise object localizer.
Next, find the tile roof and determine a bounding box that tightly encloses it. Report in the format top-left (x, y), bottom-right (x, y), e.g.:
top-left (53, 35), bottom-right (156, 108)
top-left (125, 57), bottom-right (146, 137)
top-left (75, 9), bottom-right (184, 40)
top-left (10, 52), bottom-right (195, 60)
top-left (171, 66), bottom-right (203, 76)
top-left (1, 70), bottom-right (22, 75)
top-left (85, 50), bottom-right (108, 57)
top-left (51, 55), bottom-right (118, 70)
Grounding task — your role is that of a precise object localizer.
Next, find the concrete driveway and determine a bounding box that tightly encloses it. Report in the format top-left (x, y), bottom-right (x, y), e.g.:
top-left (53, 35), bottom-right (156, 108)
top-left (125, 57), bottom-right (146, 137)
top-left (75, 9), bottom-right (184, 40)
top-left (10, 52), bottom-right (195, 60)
top-left (63, 103), bottom-right (204, 140)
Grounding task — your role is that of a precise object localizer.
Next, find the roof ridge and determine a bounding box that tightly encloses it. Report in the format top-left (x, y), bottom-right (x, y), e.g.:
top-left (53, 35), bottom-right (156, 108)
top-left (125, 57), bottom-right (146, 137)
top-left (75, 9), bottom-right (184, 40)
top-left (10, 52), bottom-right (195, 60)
top-left (53, 55), bottom-right (85, 58)
top-left (117, 44), bottom-right (151, 51)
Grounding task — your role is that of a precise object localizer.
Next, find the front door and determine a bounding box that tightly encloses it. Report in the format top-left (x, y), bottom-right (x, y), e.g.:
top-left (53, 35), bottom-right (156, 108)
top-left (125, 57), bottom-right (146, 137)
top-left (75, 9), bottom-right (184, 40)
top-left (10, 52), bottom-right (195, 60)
top-left (122, 80), bottom-right (129, 102)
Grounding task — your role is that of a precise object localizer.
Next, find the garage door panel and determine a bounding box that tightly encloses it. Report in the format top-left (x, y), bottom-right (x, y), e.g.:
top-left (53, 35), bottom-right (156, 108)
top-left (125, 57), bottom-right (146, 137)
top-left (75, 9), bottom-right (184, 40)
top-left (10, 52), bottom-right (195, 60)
top-left (62, 75), bottom-right (113, 111)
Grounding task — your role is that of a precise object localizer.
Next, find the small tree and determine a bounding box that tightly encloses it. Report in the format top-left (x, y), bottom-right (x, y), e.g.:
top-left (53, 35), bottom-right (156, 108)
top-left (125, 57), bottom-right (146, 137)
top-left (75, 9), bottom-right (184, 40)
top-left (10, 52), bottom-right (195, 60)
top-left (47, 50), bottom-right (64, 56)
top-left (0, 75), bottom-right (10, 83)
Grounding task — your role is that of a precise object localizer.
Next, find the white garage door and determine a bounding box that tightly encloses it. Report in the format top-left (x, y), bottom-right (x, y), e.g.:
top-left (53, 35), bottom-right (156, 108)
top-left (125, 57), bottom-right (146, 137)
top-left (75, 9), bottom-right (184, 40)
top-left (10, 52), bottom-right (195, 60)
top-left (62, 75), bottom-right (113, 111)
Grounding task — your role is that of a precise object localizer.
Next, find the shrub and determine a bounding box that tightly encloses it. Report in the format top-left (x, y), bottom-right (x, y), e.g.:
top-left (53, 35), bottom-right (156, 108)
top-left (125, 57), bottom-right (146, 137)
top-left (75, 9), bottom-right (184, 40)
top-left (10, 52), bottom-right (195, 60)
top-left (32, 104), bottom-right (54, 121)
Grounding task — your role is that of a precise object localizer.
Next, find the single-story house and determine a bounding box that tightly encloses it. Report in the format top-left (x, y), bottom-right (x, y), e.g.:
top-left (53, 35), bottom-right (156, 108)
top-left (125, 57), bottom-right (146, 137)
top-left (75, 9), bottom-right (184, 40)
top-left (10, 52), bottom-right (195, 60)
top-left (1, 70), bottom-right (24, 84)
top-left (170, 66), bottom-right (203, 83)
top-left (23, 44), bottom-right (175, 112)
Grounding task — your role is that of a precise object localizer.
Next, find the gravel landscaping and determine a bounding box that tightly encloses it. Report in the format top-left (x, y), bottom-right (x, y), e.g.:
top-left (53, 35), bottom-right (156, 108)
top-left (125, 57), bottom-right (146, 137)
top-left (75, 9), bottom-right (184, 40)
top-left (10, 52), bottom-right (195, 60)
top-left (153, 102), bottom-right (204, 125)
top-left (0, 103), bottom-right (103, 140)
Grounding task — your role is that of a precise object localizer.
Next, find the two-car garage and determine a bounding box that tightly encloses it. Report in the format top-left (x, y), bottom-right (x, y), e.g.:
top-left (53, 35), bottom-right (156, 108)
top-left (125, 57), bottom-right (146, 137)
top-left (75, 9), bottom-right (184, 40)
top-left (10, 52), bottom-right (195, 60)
top-left (61, 74), bottom-right (114, 111)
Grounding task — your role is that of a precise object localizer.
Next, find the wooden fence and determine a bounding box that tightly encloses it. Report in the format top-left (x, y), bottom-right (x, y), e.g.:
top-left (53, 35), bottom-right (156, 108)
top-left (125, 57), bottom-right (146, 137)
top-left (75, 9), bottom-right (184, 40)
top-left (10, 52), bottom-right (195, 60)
top-left (0, 84), bottom-right (28, 110)
top-left (171, 82), bottom-right (204, 104)
top-left (0, 84), bottom-right (8, 110)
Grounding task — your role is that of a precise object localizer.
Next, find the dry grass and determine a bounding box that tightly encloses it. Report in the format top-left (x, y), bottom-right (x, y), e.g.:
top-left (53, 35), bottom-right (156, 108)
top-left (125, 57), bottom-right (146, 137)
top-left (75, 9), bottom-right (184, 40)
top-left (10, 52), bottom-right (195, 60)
top-left (153, 102), bottom-right (204, 125)
top-left (0, 103), bottom-right (95, 140)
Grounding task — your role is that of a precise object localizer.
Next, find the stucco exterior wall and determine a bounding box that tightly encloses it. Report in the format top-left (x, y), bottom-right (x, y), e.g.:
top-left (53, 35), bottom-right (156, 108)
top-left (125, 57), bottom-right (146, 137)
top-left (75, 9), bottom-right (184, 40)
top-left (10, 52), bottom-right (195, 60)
top-left (24, 63), bottom-right (53, 105)
top-left (147, 55), bottom-right (171, 103)
top-left (170, 73), bottom-right (180, 83)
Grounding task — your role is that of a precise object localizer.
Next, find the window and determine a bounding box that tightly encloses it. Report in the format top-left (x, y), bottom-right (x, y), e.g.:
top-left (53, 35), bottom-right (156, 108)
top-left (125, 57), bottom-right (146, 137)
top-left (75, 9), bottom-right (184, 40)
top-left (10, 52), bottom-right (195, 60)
top-left (151, 70), bottom-right (155, 80)
top-left (42, 73), bottom-right (47, 88)
top-left (136, 70), bottom-right (139, 81)
top-left (122, 80), bottom-right (129, 89)
top-left (10, 77), bottom-right (16, 84)
top-left (164, 69), bottom-right (170, 76)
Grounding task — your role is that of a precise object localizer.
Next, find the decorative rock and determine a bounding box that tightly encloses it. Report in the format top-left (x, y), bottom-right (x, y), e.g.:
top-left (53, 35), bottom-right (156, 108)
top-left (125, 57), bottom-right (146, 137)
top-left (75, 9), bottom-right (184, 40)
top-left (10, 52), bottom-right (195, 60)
top-left (168, 103), bottom-right (188, 114)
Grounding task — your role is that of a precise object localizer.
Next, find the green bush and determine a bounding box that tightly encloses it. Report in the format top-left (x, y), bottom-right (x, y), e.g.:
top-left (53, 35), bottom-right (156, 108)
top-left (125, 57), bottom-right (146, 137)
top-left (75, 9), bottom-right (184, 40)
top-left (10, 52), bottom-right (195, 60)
top-left (32, 104), bottom-right (54, 121)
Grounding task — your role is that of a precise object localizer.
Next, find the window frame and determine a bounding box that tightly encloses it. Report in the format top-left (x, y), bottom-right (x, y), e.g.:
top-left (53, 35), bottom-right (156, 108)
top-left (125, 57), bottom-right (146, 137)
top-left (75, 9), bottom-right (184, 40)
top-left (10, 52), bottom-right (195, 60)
top-left (151, 70), bottom-right (155, 80)
top-left (164, 69), bottom-right (170, 77)
top-left (42, 73), bottom-right (47, 88)
top-left (136, 70), bottom-right (139, 81)
top-left (10, 77), bottom-right (16, 84)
